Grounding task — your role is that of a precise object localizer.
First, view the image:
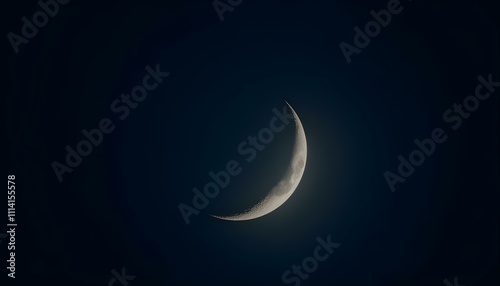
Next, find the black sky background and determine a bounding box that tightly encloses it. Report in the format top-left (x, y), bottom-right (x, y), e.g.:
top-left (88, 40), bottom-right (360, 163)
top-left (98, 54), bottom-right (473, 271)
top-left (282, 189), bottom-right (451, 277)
top-left (4, 0), bottom-right (499, 285)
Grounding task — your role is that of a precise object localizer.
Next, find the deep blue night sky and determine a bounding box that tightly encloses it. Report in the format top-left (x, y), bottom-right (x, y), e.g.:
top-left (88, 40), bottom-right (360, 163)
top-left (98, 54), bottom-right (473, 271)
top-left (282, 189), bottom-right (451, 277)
top-left (6, 0), bottom-right (499, 285)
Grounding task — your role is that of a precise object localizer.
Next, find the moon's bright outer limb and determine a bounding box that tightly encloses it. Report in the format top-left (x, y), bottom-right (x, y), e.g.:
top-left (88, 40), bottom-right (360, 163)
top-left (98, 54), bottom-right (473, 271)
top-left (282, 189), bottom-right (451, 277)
top-left (212, 102), bottom-right (307, 221)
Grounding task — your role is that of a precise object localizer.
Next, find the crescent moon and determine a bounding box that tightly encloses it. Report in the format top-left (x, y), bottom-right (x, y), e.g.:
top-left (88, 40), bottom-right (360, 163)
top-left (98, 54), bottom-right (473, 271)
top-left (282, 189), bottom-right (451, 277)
top-left (211, 102), bottom-right (307, 221)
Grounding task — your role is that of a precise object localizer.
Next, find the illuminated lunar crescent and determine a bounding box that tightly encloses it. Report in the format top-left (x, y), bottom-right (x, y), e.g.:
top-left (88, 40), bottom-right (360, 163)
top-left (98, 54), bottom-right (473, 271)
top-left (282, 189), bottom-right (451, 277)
top-left (211, 102), bottom-right (307, 221)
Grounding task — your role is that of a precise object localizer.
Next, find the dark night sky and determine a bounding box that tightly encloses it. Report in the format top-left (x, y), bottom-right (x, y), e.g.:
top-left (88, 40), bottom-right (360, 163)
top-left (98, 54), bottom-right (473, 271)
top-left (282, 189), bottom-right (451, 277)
top-left (5, 0), bottom-right (499, 285)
